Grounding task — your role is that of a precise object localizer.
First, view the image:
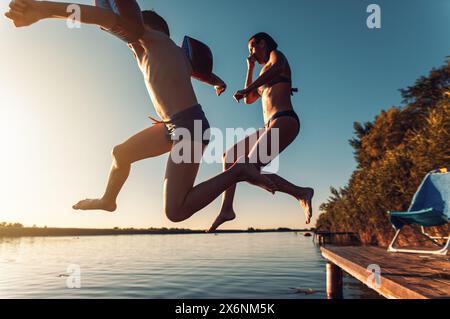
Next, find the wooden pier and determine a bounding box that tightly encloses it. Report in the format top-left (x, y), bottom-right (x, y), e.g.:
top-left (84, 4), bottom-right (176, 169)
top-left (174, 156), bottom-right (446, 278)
top-left (313, 232), bottom-right (359, 245)
top-left (321, 246), bottom-right (450, 299)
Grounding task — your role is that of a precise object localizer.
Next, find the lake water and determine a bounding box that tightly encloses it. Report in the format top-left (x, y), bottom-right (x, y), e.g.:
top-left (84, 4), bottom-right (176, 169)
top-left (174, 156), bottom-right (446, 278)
top-left (0, 232), bottom-right (379, 299)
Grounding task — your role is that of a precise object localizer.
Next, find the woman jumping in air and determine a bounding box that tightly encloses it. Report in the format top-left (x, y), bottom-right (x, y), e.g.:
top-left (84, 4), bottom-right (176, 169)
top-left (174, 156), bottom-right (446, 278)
top-left (209, 33), bottom-right (314, 232)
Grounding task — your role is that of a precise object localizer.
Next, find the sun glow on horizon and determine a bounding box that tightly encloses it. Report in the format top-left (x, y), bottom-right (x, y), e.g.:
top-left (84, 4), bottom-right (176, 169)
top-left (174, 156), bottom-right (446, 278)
top-left (0, 87), bottom-right (44, 222)
top-left (1, 0), bottom-right (447, 231)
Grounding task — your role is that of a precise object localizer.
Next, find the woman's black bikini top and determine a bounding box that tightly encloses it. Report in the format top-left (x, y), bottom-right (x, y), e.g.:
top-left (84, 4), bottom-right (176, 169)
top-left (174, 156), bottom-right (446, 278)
top-left (257, 74), bottom-right (299, 96)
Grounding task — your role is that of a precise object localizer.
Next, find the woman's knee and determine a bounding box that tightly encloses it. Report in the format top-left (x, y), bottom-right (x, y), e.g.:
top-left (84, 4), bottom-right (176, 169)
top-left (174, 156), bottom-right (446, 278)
top-left (222, 151), bottom-right (234, 169)
top-left (223, 146), bottom-right (242, 168)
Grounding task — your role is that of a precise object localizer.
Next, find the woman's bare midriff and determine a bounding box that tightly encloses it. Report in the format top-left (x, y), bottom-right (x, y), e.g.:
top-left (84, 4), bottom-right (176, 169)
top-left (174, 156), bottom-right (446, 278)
top-left (260, 82), bottom-right (295, 123)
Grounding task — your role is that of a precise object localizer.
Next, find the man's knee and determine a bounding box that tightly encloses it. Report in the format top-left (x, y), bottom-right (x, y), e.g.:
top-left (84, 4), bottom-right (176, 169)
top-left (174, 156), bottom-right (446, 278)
top-left (166, 210), bottom-right (184, 223)
top-left (112, 144), bottom-right (129, 164)
top-left (165, 206), bottom-right (185, 223)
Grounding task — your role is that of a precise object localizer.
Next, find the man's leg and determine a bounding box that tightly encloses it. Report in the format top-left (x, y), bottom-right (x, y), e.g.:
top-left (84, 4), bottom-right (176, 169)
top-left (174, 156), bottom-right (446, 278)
top-left (73, 123), bottom-right (172, 212)
top-left (163, 141), bottom-right (276, 223)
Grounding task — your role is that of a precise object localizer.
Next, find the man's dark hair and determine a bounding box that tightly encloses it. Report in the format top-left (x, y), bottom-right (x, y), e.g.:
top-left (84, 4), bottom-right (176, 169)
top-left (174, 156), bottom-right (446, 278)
top-left (141, 10), bottom-right (170, 37)
top-left (249, 32), bottom-right (278, 52)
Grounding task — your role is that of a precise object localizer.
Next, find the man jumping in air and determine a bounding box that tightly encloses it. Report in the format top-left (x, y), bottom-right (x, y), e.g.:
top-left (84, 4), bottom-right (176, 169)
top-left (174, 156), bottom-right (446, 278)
top-left (5, 0), bottom-right (281, 224)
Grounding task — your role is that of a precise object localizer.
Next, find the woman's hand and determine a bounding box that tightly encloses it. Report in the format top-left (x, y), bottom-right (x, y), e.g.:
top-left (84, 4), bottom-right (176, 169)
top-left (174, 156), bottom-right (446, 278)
top-left (214, 82), bottom-right (227, 96)
top-left (233, 89), bottom-right (249, 103)
top-left (4, 0), bottom-right (42, 27)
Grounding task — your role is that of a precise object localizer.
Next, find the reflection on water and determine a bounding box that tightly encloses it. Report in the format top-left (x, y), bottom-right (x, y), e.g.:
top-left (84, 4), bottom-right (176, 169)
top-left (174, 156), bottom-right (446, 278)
top-left (0, 233), bottom-right (380, 299)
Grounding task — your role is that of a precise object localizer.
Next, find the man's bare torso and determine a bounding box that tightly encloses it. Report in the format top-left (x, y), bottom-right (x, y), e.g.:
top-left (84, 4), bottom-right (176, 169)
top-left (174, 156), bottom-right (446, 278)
top-left (130, 28), bottom-right (198, 121)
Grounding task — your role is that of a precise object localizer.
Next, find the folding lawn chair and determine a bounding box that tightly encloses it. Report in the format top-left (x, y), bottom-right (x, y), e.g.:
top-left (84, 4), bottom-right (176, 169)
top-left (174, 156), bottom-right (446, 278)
top-left (388, 168), bottom-right (450, 255)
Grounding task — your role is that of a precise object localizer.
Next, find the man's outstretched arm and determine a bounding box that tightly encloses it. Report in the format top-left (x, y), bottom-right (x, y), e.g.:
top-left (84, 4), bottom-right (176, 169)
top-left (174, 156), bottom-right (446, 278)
top-left (5, 0), bottom-right (117, 29)
top-left (199, 73), bottom-right (227, 96)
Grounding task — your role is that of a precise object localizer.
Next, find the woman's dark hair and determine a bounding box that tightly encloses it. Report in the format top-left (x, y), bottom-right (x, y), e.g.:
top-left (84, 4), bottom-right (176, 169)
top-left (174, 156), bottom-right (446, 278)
top-left (248, 32), bottom-right (278, 52)
top-left (141, 10), bottom-right (170, 37)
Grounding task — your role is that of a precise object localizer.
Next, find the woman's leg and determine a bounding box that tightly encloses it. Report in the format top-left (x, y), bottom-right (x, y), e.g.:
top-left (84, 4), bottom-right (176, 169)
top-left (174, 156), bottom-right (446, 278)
top-left (209, 116), bottom-right (314, 231)
top-left (163, 141), bottom-right (276, 223)
top-left (248, 116), bottom-right (314, 224)
top-left (73, 123), bottom-right (173, 212)
top-left (208, 129), bottom-right (265, 232)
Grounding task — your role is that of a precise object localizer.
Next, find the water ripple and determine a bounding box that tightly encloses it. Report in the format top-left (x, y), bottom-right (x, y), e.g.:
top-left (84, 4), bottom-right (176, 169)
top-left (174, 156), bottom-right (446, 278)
top-left (0, 233), bottom-right (375, 299)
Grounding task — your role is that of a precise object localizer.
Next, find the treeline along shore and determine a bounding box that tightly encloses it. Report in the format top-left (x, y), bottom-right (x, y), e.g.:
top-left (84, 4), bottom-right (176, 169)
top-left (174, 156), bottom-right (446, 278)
top-left (0, 223), bottom-right (310, 238)
top-left (316, 59), bottom-right (450, 247)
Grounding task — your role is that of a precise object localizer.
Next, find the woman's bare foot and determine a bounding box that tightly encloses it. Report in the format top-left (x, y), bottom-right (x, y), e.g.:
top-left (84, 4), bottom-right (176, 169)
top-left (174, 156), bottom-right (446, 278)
top-left (208, 208), bottom-right (236, 233)
top-left (72, 198), bottom-right (117, 212)
top-left (298, 188), bottom-right (314, 224)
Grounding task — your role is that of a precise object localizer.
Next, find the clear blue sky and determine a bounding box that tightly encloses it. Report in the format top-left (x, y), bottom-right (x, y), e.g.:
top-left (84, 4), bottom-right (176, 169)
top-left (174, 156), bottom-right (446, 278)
top-left (0, 0), bottom-right (448, 229)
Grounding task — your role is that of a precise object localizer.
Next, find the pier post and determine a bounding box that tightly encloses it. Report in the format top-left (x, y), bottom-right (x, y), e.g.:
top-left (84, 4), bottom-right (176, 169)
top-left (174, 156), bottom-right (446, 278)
top-left (326, 262), bottom-right (343, 299)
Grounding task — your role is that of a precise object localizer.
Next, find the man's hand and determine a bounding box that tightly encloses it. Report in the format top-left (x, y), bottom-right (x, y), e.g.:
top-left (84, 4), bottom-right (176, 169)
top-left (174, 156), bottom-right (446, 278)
top-left (233, 89), bottom-right (249, 103)
top-left (214, 82), bottom-right (227, 96)
top-left (4, 0), bottom-right (42, 27)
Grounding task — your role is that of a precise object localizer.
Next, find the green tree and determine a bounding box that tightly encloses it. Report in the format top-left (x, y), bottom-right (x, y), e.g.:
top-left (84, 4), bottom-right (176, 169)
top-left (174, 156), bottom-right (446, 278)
top-left (316, 60), bottom-right (450, 246)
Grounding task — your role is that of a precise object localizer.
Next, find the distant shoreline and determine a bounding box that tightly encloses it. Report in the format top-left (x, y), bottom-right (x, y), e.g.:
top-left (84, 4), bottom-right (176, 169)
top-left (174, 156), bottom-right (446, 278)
top-left (0, 227), bottom-right (312, 238)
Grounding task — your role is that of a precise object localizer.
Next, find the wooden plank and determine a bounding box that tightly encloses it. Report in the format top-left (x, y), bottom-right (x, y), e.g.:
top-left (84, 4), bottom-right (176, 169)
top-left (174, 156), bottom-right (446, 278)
top-left (338, 247), bottom-right (450, 298)
top-left (321, 246), bottom-right (450, 299)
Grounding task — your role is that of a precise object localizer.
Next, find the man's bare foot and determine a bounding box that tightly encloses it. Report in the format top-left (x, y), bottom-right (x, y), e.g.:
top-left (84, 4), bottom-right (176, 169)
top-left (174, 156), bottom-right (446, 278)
top-left (208, 208), bottom-right (236, 233)
top-left (236, 160), bottom-right (277, 194)
top-left (298, 188), bottom-right (314, 224)
top-left (72, 198), bottom-right (117, 212)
